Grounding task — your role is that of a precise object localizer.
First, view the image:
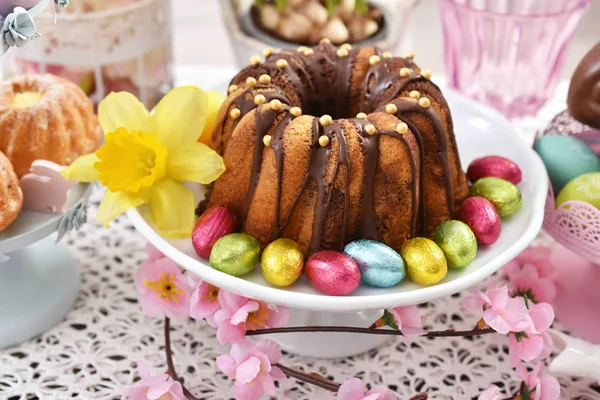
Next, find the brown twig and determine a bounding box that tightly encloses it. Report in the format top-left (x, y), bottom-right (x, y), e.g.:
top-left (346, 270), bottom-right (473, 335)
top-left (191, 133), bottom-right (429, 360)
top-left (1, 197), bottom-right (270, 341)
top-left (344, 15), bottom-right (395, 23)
top-left (274, 363), bottom-right (340, 392)
top-left (246, 325), bottom-right (496, 338)
top-left (164, 317), bottom-right (200, 400)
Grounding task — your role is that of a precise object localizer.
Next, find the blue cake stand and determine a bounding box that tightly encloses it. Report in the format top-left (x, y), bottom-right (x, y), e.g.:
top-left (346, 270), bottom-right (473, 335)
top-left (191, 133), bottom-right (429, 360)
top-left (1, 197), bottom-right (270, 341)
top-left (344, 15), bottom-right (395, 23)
top-left (0, 183), bottom-right (91, 348)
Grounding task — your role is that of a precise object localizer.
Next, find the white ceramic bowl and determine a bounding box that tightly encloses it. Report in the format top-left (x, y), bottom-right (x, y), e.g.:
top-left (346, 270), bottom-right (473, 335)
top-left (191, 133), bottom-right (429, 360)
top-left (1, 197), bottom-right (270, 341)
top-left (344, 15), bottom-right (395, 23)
top-left (127, 70), bottom-right (547, 312)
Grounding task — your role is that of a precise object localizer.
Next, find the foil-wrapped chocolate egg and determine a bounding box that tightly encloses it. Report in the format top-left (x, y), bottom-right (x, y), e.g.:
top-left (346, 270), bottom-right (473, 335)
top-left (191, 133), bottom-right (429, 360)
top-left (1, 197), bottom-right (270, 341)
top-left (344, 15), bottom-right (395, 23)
top-left (400, 238), bottom-right (447, 286)
top-left (467, 155), bottom-right (522, 185)
top-left (343, 240), bottom-right (405, 287)
top-left (209, 233), bottom-right (260, 277)
top-left (457, 197), bottom-right (502, 245)
top-left (261, 238), bottom-right (304, 287)
top-left (305, 250), bottom-right (361, 296)
top-left (470, 177), bottom-right (523, 218)
top-left (433, 220), bottom-right (477, 268)
top-left (192, 207), bottom-right (237, 258)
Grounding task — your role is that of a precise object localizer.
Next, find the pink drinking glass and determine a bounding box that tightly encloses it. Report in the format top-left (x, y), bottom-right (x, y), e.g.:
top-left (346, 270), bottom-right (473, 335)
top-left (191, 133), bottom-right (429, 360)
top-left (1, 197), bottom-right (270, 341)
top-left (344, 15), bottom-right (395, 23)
top-left (439, 0), bottom-right (591, 118)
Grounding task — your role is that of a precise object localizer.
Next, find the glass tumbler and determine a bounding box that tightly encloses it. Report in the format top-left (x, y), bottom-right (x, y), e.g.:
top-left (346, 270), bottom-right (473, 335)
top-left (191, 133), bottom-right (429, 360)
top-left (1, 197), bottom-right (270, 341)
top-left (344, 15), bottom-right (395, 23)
top-left (438, 0), bottom-right (591, 118)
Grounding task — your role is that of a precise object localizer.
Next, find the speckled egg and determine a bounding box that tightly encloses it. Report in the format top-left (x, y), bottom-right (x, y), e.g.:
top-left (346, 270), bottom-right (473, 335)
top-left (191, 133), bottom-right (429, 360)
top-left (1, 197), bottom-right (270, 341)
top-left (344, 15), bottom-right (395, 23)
top-left (209, 233), bottom-right (260, 277)
top-left (343, 240), bottom-right (406, 288)
top-left (305, 251), bottom-right (361, 296)
top-left (534, 135), bottom-right (600, 193)
top-left (470, 177), bottom-right (523, 218)
top-left (556, 172), bottom-right (600, 209)
top-left (433, 220), bottom-right (478, 268)
top-left (400, 238), bottom-right (448, 286)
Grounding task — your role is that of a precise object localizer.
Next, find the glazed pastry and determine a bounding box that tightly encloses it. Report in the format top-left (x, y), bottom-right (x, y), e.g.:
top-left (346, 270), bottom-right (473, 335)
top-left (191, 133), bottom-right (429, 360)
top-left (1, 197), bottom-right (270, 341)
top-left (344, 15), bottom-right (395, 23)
top-left (0, 150), bottom-right (22, 232)
top-left (0, 74), bottom-right (102, 177)
top-left (568, 42), bottom-right (600, 130)
top-left (203, 43), bottom-right (469, 256)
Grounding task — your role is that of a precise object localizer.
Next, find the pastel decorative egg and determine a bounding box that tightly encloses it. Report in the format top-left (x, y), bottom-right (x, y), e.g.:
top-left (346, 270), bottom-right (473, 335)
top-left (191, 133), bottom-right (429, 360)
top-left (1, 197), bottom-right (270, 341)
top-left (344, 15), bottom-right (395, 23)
top-left (433, 220), bottom-right (477, 268)
top-left (533, 135), bottom-right (600, 193)
top-left (467, 155), bottom-right (522, 184)
top-left (400, 238), bottom-right (447, 286)
top-left (556, 172), bottom-right (600, 209)
top-left (192, 207), bottom-right (237, 258)
top-left (261, 238), bottom-right (304, 287)
top-left (457, 197), bottom-right (502, 245)
top-left (343, 240), bottom-right (406, 288)
top-left (209, 233), bottom-right (260, 277)
top-left (470, 177), bottom-right (522, 218)
top-left (305, 250), bottom-right (361, 296)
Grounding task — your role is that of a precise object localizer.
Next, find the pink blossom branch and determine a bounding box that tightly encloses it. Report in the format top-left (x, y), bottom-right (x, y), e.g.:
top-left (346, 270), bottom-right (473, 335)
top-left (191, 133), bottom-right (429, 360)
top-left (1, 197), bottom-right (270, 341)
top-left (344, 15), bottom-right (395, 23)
top-left (246, 325), bottom-right (496, 337)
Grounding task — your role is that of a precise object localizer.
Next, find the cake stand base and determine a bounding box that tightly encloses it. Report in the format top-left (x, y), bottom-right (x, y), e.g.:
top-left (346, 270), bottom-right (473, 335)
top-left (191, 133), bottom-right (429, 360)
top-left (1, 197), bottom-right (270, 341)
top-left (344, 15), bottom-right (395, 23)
top-left (0, 236), bottom-right (79, 348)
top-left (266, 309), bottom-right (390, 359)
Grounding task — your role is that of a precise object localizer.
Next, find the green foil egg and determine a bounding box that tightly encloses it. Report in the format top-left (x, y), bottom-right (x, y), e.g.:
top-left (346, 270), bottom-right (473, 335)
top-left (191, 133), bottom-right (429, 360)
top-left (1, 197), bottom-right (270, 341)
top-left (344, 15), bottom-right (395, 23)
top-left (433, 220), bottom-right (477, 269)
top-left (209, 233), bottom-right (260, 277)
top-left (470, 177), bottom-right (523, 218)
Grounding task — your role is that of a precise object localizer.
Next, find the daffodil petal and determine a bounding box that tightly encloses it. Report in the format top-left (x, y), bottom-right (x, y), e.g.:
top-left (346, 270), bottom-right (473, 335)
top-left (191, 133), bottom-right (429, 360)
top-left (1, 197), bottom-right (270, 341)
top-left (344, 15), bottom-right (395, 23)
top-left (60, 153), bottom-right (100, 182)
top-left (152, 86), bottom-right (208, 150)
top-left (150, 178), bottom-right (195, 238)
top-left (98, 92), bottom-right (154, 135)
top-left (198, 91), bottom-right (227, 144)
top-left (97, 189), bottom-right (150, 228)
top-left (167, 142), bottom-right (225, 184)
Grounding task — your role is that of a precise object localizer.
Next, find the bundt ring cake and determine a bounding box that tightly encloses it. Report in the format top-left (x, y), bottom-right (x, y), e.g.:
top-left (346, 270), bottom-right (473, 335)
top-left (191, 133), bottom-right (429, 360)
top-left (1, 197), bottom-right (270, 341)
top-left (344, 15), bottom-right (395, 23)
top-left (201, 40), bottom-right (470, 256)
top-left (0, 150), bottom-right (23, 232)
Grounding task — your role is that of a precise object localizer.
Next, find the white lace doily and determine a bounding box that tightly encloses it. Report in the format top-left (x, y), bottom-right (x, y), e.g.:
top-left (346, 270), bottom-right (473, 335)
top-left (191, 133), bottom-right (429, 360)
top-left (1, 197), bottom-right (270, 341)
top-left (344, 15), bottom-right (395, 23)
top-left (1, 83), bottom-right (599, 400)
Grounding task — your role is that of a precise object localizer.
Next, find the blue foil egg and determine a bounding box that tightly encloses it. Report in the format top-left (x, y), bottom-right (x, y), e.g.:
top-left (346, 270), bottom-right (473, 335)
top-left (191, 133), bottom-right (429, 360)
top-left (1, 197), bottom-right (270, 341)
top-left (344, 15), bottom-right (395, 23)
top-left (343, 240), bottom-right (406, 288)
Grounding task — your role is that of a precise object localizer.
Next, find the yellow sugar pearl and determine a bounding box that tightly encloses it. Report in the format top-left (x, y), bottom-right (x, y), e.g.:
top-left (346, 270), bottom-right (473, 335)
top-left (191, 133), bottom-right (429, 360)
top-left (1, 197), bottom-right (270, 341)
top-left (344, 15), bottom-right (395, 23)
top-left (369, 55), bottom-right (381, 65)
top-left (254, 94), bottom-right (266, 105)
top-left (419, 97), bottom-right (431, 108)
top-left (320, 38), bottom-right (331, 44)
top-left (276, 59), bottom-right (289, 69)
top-left (250, 55), bottom-right (261, 66)
top-left (303, 48), bottom-right (314, 56)
top-left (290, 107), bottom-right (302, 117)
top-left (230, 108), bottom-right (241, 119)
top-left (385, 104), bottom-right (398, 114)
top-left (320, 114), bottom-right (333, 126)
top-left (263, 135), bottom-right (272, 147)
top-left (341, 43), bottom-right (353, 50)
top-left (259, 74), bottom-right (272, 84)
top-left (400, 68), bottom-right (411, 77)
top-left (263, 47), bottom-right (273, 58)
top-left (228, 84), bottom-right (238, 94)
top-left (420, 69), bottom-right (432, 79)
top-left (382, 51), bottom-right (393, 59)
top-left (246, 77), bottom-right (257, 87)
top-left (356, 112), bottom-right (368, 119)
top-left (406, 51), bottom-right (415, 59)
top-left (270, 99), bottom-right (282, 111)
top-left (318, 135), bottom-right (330, 147)
top-left (396, 122), bottom-right (408, 134)
top-left (297, 46), bottom-right (309, 53)
top-left (365, 124), bottom-right (377, 135)
top-left (337, 48), bottom-right (349, 58)
top-left (409, 90), bottom-right (421, 99)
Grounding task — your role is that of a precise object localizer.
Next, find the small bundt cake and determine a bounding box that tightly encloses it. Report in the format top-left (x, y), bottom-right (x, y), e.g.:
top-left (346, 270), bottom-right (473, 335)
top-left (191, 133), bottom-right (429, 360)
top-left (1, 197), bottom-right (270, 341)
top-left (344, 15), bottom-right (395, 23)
top-left (202, 42), bottom-right (469, 256)
top-left (0, 150), bottom-right (22, 232)
top-left (0, 74), bottom-right (102, 177)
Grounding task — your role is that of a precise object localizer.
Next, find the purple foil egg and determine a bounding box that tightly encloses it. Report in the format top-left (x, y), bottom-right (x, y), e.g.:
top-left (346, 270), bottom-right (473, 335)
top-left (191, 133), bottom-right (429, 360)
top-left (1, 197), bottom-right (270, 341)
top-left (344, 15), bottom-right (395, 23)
top-left (467, 156), bottom-right (522, 185)
top-left (192, 207), bottom-right (237, 258)
top-left (457, 197), bottom-right (502, 245)
top-left (305, 250), bottom-right (361, 296)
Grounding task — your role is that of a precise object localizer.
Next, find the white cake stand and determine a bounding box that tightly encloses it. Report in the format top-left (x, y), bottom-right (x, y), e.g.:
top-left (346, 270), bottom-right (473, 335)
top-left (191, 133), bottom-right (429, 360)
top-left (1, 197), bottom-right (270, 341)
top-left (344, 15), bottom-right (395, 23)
top-left (127, 69), bottom-right (547, 358)
top-left (0, 183), bottom-right (91, 348)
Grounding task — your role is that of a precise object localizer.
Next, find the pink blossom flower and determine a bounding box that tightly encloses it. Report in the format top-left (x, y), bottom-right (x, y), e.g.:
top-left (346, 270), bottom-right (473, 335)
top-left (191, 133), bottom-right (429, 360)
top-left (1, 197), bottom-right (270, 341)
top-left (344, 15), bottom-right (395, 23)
top-left (503, 247), bottom-right (556, 304)
top-left (508, 302), bottom-right (554, 366)
top-left (123, 362), bottom-right (185, 400)
top-left (337, 378), bottom-right (397, 400)
top-left (134, 256), bottom-right (191, 319)
top-left (213, 291), bottom-right (290, 344)
top-left (216, 339), bottom-right (286, 400)
top-left (517, 363), bottom-right (561, 400)
top-left (478, 385), bottom-right (503, 400)
top-left (386, 306), bottom-right (426, 340)
top-left (188, 275), bottom-right (221, 327)
top-left (461, 284), bottom-right (529, 334)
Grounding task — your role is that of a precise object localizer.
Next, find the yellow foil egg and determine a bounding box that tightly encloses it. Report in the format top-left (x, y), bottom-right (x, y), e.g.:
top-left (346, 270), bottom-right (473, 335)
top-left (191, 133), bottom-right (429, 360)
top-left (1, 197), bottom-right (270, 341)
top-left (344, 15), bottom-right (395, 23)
top-left (400, 238), bottom-right (448, 285)
top-left (261, 238), bottom-right (304, 287)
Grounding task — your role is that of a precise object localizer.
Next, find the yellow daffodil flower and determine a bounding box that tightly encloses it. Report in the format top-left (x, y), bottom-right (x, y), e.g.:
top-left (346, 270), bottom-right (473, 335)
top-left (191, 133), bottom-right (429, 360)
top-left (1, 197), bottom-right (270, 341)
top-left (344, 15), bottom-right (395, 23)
top-left (61, 86), bottom-right (226, 238)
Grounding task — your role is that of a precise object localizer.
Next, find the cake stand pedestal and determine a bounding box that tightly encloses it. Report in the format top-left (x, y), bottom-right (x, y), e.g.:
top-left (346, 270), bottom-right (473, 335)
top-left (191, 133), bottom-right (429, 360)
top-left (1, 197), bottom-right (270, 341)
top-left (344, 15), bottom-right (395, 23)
top-left (267, 309), bottom-right (389, 358)
top-left (0, 183), bottom-right (90, 348)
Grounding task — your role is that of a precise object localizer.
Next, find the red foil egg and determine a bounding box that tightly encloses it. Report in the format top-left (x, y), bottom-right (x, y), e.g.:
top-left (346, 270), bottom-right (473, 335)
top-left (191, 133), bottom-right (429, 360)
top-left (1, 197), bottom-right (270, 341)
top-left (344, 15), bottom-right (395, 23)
top-left (457, 197), bottom-right (502, 245)
top-left (192, 207), bottom-right (237, 258)
top-left (305, 250), bottom-right (361, 296)
top-left (467, 155), bottom-right (522, 184)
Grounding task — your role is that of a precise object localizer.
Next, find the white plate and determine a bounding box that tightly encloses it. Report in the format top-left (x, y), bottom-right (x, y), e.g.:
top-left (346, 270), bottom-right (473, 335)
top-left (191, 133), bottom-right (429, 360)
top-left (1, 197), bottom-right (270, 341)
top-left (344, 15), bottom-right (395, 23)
top-left (127, 69), bottom-right (547, 312)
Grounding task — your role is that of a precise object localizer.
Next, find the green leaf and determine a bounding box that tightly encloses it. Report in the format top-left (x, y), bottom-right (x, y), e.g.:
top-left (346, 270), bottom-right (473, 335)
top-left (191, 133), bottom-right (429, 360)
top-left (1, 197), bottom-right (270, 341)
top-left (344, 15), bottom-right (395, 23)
top-left (382, 309), bottom-right (399, 330)
top-left (355, 0), bottom-right (368, 15)
top-left (274, 0), bottom-right (287, 12)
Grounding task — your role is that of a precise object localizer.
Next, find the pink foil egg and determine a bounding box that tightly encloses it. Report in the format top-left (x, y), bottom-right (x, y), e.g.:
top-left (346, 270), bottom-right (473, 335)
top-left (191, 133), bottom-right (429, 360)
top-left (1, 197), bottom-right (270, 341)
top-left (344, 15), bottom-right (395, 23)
top-left (457, 197), bottom-right (502, 245)
top-left (192, 207), bottom-right (237, 258)
top-left (305, 250), bottom-right (361, 296)
top-left (467, 155), bottom-right (522, 184)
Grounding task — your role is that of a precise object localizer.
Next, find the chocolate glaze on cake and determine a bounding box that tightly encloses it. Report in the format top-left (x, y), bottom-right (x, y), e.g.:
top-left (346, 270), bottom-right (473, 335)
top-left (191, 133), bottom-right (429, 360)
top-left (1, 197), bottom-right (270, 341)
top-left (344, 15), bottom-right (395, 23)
top-left (201, 42), bottom-right (469, 256)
